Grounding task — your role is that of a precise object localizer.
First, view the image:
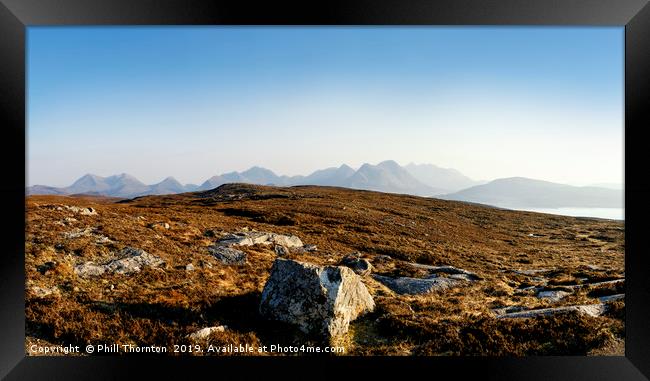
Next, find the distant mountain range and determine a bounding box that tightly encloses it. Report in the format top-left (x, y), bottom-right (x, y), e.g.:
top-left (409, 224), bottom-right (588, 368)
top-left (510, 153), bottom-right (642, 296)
top-left (26, 162), bottom-right (623, 210)
top-left (440, 177), bottom-right (623, 209)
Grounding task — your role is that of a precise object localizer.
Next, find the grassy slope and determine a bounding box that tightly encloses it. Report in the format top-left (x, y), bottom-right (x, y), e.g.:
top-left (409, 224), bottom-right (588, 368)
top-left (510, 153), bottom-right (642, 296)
top-left (25, 184), bottom-right (625, 356)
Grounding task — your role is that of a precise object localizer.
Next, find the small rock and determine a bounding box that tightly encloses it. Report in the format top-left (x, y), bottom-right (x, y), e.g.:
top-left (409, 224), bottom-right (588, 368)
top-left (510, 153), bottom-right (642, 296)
top-left (537, 290), bottom-right (572, 302)
top-left (63, 227), bottom-right (95, 239)
top-left (409, 263), bottom-right (481, 280)
top-left (302, 244), bottom-right (318, 252)
top-left (372, 274), bottom-right (465, 295)
top-left (497, 304), bottom-right (608, 319)
top-left (218, 233), bottom-right (255, 246)
top-left (598, 294), bottom-right (625, 303)
top-left (149, 222), bottom-right (170, 230)
top-left (268, 233), bottom-right (303, 248)
top-left (339, 253), bottom-right (373, 276)
top-left (274, 245), bottom-right (289, 256)
top-left (208, 245), bottom-right (247, 265)
top-left (95, 235), bottom-right (113, 244)
top-left (74, 262), bottom-right (107, 277)
top-left (105, 247), bottom-right (164, 275)
top-left (29, 286), bottom-right (60, 298)
top-left (79, 207), bottom-right (97, 216)
top-left (185, 263), bottom-right (195, 271)
top-left (74, 247), bottom-right (164, 277)
top-left (187, 326), bottom-right (227, 341)
top-left (259, 258), bottom-right (375, 338)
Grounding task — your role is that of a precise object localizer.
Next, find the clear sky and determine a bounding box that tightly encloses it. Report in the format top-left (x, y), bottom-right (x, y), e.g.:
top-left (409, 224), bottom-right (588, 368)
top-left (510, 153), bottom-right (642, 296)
top-left (27, 26), bottom-right (624, 187)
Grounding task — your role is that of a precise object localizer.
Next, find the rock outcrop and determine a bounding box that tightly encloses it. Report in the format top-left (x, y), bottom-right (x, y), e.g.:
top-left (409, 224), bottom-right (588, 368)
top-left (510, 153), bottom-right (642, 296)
top-left (208, 245), bottom-right (247, 265)
top-left (372, 274), bottom-right (464, 295)
top-left (217, 231), bottom-right (303, 248)
top-left (74, 247), bottom-right (164, 277)
top-left (339, 253), bottom-right (373, 276)
top-left (208, 230), bottom-right (310, 264)
top-left (259, 258), bottom-right (375, 338)
top-left (496, 303), bottom-right (608, 319)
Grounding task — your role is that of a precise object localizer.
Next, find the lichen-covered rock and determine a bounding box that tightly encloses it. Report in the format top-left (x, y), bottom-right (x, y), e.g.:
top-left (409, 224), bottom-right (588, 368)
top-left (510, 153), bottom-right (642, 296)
top-left (496, 304), bottom-right (608, 319)
top-left (74, 262), bottom-right (107, 277)
top-left (74, 247), bottom-right (164, 277)
top-left (536, 290), bottom-right (572, 302)
top-left (208, 245), bottom-right (247, 265)
top-left (217, 231), bottom-right (303, 248)
top-left (187, 326), bottom-right (227, 341)
top-left (259, 258), bottom-right (375, 338)
top-left (372, 274), bottom-right (464, 295)
top-left (105, 247), bottom-right (164, 275)
top-left (339, 253), bottom-right (373, 276)
top-left (268, 233), bottom-right (302, 248)
top-left (408, 263), bottom-right (481, 280)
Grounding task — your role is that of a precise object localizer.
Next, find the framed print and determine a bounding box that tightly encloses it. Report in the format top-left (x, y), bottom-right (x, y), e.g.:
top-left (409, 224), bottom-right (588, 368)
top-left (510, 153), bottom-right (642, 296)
top-left (1, 0), bottom-right (649, 379)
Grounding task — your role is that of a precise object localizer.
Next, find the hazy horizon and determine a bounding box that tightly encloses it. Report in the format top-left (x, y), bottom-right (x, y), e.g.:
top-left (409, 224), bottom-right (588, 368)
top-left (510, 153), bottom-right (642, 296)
top-left (28, 27), bottom-right (624, 188)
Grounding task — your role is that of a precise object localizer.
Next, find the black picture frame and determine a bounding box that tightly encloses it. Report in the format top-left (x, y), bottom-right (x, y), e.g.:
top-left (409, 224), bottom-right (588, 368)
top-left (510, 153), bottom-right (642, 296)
top-left (1, 0), bottom-right (649, 379)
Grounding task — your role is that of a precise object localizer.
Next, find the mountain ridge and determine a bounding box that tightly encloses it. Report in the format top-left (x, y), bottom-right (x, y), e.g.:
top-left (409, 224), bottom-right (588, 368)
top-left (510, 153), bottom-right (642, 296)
top-left (27, 164), bottom-right (623, 210)
top-left (440, 177), bottom-right (623, 209)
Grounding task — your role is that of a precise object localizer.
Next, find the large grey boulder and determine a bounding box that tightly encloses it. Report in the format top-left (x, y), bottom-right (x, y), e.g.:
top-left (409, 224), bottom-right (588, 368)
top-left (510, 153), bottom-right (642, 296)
top-left (372, 274), bottom-right (464, 295)
top-left (259, 258), bottom-right (375, 338)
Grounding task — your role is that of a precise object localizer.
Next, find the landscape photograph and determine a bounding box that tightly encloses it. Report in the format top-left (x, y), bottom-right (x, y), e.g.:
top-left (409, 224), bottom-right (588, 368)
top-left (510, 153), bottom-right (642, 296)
top-left (25, 26), bottom-right (624, 356)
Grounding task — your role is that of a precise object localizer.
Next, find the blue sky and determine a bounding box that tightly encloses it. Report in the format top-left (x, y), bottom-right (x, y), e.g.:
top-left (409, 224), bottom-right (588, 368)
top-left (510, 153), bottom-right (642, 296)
top-left (27, 27), bottom-right (623, 187)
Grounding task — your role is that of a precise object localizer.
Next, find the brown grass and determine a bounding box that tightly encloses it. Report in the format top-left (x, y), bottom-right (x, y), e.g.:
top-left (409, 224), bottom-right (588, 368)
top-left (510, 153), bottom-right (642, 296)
top-left (25, 184), bottom-right (624, 356)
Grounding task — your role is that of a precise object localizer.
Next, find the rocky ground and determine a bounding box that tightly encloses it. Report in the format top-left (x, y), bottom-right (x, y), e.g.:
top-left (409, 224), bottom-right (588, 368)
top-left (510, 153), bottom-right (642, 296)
top-left (25, 183), bottom-right (625, 356)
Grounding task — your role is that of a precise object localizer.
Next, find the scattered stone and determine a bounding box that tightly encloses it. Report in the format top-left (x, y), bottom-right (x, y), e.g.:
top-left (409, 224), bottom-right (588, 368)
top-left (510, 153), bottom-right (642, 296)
top-left (61, 205), bottom-right (97, 216)
top-left (96, 235), bottom-right (114, 244)
top-left (217, 230), bottom-right (303, 248)
top-left (79, 207), bottom-right (97, 216)
top-left (208, 245), bottom-right (247, 265)
top-left (149, 222), bottom-right (170, 230)
top-left (63, 217), bottom-right (77, 223)
top-left (259, 258), bottom-right (375, 338)
top-left (268, 233), bottom-right (303, 248)
top-left (63, 227), bottom-right (95, 239)
top-left (553, 278), bottom-right (625, 291)
top-left (408, 263), bottom-right (481, 280)
top-left (339, 253), bottom-right (373, 276)
top-left (29, 286), bottom-right (60, 299)
top-left (598, 294), bottom-right (625, 303)
top-left (302, 244), bottom-right (318, 252)
top-left (512, 268), bottom-right (553, 275)
top-left (372, 274), bottom-right (465, 295)
top-left (74, 262), bottom-right (107, 277)
top-left (497, 304), bottom-right (608, 319)
top-left (185, 263), bottom-right (195, 271)
top-left (74, 247), bottom-right (164, 277)
top-left (187, 326), bottom-right (227, 341)
top-left (537, 290), bottom-right (572, 302)
top-left (274, 245), bottom-right (289, 256)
